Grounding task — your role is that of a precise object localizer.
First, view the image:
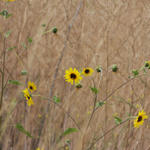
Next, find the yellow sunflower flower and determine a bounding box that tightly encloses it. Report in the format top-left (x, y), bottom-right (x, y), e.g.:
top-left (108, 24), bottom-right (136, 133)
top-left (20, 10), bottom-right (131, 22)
top-left (134, 110), bottom-right (148, 128)
top-left (82, 67), bottom-right (94, 76)
top-left (64, 68), bottom-right (82, 85)
top-left (28, 81), bottom-right (37, 93)
top-left (25, 93), bottom-right (34, 106)
top-left (22, 88), bottom-right (29, 96)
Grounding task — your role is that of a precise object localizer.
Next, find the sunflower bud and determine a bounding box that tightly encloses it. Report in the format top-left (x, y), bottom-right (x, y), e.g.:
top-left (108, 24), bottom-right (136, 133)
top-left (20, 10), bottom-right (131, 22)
top-left (144, 61), bottom-right (150, 67)
top-left (76, 83), bottom-right (82, 89)
top-left (112, 64), bottom-right (118, 72)
top-left (96, 66), bottom-right (102, 73)
top-left (52, 27), bottom-right (58, 34)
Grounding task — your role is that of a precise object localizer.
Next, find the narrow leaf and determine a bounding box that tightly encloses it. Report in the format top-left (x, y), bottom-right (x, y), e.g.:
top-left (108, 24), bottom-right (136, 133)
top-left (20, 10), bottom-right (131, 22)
top-left (8, 80), bottom-right (22, 85)
top-left (16, 123), bottom-right (33, 138)
top-left (21, 70), bottom-right (27, 75)
top-left (7, 46), bottom-right (16, 51)
top-left (95, 101), bottom-right (105, 109)
top-left (114, 116), bottom-right (122, 125)
top-left (90, 87), bottom-right (98, 94)
top-left (59, 128), bottom-right (78, 141)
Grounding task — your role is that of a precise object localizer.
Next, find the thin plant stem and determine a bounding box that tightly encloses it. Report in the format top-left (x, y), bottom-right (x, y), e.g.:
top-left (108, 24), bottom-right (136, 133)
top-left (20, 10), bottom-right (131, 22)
top-left (0, 37), bottom-right (6, 134)
top-left (33, 94), bottom-right (81, 131)
top-left (87, 118), bottom-right (129, 150)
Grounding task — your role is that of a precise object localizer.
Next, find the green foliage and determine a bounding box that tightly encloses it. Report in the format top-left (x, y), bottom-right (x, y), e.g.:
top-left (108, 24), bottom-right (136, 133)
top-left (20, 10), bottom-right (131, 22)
top-left (28, 37), bottom-right (32, 44)
top-left (4, 30), bottom-right (11, 38)
top-left (114, 116), bottom-right (122, 125)
top-left (95, 101), bottom-right (105, 109)
top-left (0, 10), bottom-right (12, 19)
top-left (112, 64), bottom-right (118, 72)
top-left (7, 46), bottom-right (16, 51)
top-left (58, 128), bottom-right (78, 141)
top-left (8, 80), bottom-right (22, 85)
top-left (16, 123), bottom-right (33, 138)
top-left (53, 96), bottom-right (61, 103)
top-left (132, 69), bottom-right (139, 76)
top-left (90, 87), bottom-right (98, 94)
top-left (21, 70), bottom-right (27, 75)
top-left (42, 24), bottom-right (46, 27)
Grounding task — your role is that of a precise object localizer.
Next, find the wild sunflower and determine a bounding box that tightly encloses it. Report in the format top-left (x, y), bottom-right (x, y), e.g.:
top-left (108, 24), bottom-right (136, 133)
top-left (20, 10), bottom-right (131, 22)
top-left (134, 110), bottom-right (148, 128)
top-left (82, 67), bottom-right (94, 76)
top-left (25, 93), bottom-right (34, 106)
top-left (28, 81), bottom-right (37, 93)
top-left (22, 88), bottom-right (29, 96)
top-left (64, 68), bottom-right (82, 85)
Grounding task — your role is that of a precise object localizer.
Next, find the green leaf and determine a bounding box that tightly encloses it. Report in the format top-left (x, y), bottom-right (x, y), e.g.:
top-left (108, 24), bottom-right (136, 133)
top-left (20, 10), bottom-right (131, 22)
top-left (4, 30), bottom-right (11, 38)
top-left (132, 69), bottom-right (139, 76)
top-left (28, 37), bottom-right (32, 44)
top-left (42, 24), bottom-right (46, 27)
top-left (59, 128), bottom-right (78, 141)
top-left (53, 96), bottom-right (61, 103)
top-left (8, 80), bottom-right (22, 85)
top-left (0, 10), bottom-right (11, 18)
top-left (7, 46), bottom-right (16, 51)
top-left (95, 101), bottom-right (105, 108)
top-left (90, 87), bottom-right (98, 94)
top-left (21, 70), bottom-right (27, 75)
top-left (114, 116), bottom-right (122, 125)
top-left (5, 14), bottom-right (12, 19)
top-left (16, 123), bottom-right (33, 138)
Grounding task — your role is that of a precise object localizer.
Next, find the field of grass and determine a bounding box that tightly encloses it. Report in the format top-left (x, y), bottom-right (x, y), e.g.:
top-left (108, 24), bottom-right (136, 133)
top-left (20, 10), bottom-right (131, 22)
top-left (0, 0), bottom-right (150, 150)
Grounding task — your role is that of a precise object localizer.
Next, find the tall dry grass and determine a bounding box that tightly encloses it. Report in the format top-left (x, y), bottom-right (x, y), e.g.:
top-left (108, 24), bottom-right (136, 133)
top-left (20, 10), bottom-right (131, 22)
top-left (0, 0), bottom-right (150, 150)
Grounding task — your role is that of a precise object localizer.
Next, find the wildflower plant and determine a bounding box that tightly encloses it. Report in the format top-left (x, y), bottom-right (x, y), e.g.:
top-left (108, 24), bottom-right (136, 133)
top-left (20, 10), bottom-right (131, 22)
top-left (28, 81), bottom-right (37, 93)
top-left (82, 67), bottom-right (94, 76)
top-left (134, 110), bottom-right (148, 128)
top-left (22, 81), bottom-right (36, 106)
top-left (64, 68), bottom-right (82, 85)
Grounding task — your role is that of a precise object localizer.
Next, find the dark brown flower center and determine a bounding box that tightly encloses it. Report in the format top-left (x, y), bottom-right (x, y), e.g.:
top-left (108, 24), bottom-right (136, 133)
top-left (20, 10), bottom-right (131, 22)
top-left (85, 69), bottom-right (90, 74)
top-left (70, 73), bottom-right (77, 79)
top-left (30, 86), bottom-right (33, 90)
top-left (137, 116), bottom-right (142, 122)
top-left (27, 96), bottom-right (30, 100)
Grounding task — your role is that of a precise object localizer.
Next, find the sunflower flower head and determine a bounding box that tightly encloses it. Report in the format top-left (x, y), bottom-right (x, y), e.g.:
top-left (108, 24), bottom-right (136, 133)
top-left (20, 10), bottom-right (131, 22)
top-left (22, 88), bottom-right (29, 96)
top-left (64, 68), bottom-right (82, 85)
top-left (28, 81), bottom-right (37, 93)
top-left (82, 67), bottom-right (94, 76)
top-left (22, 88), bottom-right (34, 106)
top-left (25, 93), bottom-right (34, 106)
top-left (134, 110), bottom-right (148, 128)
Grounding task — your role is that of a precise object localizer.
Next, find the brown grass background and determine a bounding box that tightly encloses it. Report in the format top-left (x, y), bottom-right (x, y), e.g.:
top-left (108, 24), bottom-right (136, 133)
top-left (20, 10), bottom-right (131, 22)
top-left (0, 0), bottom-right (150, 150)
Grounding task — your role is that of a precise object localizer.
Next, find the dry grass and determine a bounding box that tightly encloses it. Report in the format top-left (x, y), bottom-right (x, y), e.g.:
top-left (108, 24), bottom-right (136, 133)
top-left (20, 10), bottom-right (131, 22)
top-left (0, 0), bottom-right (150, 150)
